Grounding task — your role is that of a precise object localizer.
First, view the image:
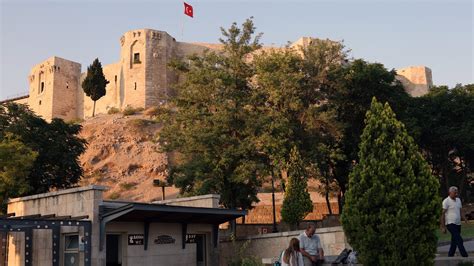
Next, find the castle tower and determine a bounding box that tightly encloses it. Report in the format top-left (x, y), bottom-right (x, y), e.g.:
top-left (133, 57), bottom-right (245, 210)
top-left (396, 66), bottom-right (433, 97)
top-left (27, 56), bottom-right (81, 121)
top-left (118, 29), bottom-right (178, 109)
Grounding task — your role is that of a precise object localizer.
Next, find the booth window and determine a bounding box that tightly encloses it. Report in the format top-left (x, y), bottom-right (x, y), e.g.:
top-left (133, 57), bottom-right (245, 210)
top-left (133, 53), bottom-right (141, 64)
top-left (64, 234), bottom-right (79, 266)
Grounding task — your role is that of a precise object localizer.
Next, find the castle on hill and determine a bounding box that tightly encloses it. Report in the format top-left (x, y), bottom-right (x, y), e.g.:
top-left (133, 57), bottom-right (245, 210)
top-left (4, 29), bottom-right (433, 121)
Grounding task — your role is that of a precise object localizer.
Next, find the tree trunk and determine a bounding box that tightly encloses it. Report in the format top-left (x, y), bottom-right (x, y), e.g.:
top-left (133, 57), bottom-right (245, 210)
top-left (325, 174), bottom-right (333, 215)
top-left (92, 100), bottom-right (96, 117)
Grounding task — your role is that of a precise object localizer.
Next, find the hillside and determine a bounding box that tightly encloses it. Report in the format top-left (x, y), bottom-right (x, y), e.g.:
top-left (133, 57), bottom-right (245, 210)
top-left (77, 112), bottom-right (338, 221)
top-left (78, 112), bottom-right (179, 202)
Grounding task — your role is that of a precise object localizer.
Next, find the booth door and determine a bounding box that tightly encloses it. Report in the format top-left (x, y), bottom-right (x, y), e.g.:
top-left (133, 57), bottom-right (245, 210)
top-left (196, 234), bottom-right (206, 266)
top-left (106, 234), bottom-right (122, 266)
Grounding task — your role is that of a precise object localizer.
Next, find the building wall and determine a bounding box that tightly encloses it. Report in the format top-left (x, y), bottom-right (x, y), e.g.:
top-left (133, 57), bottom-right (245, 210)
top-left (9, 29), bottom-right (434, 121)
top-left (219, 226), bottom-right (349, 266)
top-left (51, 57), bottom-right (81, 121)
top-left (7, 186), bottom-right (106, 266)
top-left (396, 66), bottom-right (433, 97)
top-left (119, 30), bottom-right (147, 109)
top-left (105, 222), bottom-right (216, 266)
top-left (25, 56), bottom-right (81, 121)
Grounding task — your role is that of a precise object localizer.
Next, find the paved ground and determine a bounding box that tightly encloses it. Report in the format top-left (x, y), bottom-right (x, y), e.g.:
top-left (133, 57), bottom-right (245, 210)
top-left (438, 240), bottom-right (474, 254)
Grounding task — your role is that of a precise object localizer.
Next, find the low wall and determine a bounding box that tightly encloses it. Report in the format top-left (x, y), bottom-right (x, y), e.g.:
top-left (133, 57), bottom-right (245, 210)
top-left (219, 226), bottom-right (349, 266)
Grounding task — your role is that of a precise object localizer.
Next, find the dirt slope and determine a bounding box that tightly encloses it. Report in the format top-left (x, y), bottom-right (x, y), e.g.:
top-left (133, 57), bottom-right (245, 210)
top-left (78, 113), bottom-right (179, 202)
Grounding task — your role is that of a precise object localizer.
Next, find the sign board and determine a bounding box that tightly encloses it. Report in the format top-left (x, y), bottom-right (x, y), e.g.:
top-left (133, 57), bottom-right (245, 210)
top-left (185, 234), bottom-right (197, 243)
top-left (154, 235), bottom-right (175, 244)
top-left (128, 234), bottom-right (144, 245)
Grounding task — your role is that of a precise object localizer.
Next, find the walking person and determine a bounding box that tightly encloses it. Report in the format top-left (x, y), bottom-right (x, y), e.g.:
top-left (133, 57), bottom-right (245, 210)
top-left (441, 186), bottom-right (469, 257)
top-left (298, 223), bottom-right (325, 266)
top-left (280, 238), bottom-right (304, 266)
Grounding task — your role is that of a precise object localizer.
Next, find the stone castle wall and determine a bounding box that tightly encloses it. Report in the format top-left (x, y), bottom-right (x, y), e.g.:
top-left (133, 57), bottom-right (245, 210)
top-left (396, 66), bottom-right (433, 97)
top-left (8, 29), bottom-right (434, 121)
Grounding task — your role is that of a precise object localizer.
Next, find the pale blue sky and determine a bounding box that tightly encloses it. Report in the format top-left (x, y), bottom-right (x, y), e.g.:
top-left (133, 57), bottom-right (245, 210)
top-left (1, 0), bottom-right (473, 100)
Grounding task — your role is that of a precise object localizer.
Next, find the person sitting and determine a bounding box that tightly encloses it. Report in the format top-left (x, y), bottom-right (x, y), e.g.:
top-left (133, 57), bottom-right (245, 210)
top-left (280, 238), bottom-right (305, 266)
top-left (298, 223), bottom-right (325, 266)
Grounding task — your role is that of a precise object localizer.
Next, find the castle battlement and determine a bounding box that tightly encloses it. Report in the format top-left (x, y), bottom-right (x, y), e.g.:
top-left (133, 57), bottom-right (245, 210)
top-left (9, 29), bottom-right (433, 121)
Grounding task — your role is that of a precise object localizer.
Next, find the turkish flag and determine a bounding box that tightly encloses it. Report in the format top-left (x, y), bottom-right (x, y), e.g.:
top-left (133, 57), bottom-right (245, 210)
top-left (184, 2), bottom-right (193, 18)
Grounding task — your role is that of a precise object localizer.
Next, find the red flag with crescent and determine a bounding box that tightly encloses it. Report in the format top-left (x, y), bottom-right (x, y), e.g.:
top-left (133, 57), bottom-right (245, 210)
top-left (184, 2), bottom-right (193, 18)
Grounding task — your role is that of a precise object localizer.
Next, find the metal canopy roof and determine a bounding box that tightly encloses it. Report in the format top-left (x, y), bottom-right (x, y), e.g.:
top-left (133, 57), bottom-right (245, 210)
top-left (101, 202), bottom-right (246, 224)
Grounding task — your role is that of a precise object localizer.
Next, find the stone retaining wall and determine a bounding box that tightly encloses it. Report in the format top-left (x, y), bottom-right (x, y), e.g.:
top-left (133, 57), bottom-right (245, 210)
top-left (219, 226), bottom-right (349, 266)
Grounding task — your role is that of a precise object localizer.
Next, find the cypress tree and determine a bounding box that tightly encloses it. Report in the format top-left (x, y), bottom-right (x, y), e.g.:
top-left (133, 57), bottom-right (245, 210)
top-left (82, 58), bottom-right (109, 117)
top-left (281, 147), bottom-right (313, 229)
top-left (341, 98), bottom-right (440, 265)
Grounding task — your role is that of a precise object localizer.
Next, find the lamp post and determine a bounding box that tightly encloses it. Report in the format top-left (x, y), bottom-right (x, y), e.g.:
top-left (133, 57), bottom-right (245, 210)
top-left (153, 179), bottom-right (168, 201)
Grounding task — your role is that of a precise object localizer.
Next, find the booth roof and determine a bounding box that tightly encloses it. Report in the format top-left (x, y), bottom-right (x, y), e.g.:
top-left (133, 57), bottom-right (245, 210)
top-left (100, 201), bottom-right (246, 224)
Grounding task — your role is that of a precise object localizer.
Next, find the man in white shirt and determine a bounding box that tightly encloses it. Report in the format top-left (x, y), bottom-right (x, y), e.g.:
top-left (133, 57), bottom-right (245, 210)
top-left (298, 223), bottom-right (324, 266)
top-left (441, 186), bottom-right (468, 257)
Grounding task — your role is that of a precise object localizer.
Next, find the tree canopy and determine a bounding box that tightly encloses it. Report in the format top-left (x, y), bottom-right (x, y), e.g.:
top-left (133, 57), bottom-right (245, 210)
top-left (0, 135), bottom-right (37, 213)
top-left (159, 18), bottom-right (263, 210)
top-left (0, 103), bottom-right (87, 195)
top-left (404, 84), bottom-right (474, 198)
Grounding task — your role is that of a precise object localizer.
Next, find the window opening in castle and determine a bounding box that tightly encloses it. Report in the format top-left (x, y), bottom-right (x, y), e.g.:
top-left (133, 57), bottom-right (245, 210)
top-left (66, 82), bottom-right (69, 89)
top-left (115, 75), bottom-right (117, 84)
top-left (40, 82), bottom-right (44, 93)
top-left (39, 100), bottom-right (41, 105)
top-left (134, 82), bottom-right (137, 90)
top-left (134, 53), bottom-right (141, 64)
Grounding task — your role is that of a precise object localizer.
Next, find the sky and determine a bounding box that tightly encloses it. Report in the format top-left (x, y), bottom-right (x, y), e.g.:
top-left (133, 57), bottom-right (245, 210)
top-left (0, 0), bottom-right (473, 100)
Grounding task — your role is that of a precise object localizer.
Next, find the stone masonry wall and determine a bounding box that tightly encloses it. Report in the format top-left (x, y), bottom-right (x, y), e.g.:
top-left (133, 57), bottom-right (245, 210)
top-left (9, 29), bottom-right (433, 121)
top-left (396, 66), bottom-right (433, 97)
top-left (219, 226), bottom-right (349, 266)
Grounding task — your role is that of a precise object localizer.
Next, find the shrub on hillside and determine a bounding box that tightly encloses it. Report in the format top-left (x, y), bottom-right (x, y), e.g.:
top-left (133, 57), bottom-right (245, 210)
top-left (144, 106), bottom-right (160, 118)
top-left (122, 106), bottom-right (144, 116)
top-left (108, 192), bottom-right (121, 200)
top-left (119, 182), bottom-right (138, 191)
top-left (107, 107), bottom-right (120, 114)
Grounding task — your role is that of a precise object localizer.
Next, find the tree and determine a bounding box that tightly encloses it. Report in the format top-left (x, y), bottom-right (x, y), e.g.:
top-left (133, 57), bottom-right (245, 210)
top-left (323, 59), bottom-right (411, 210)
top-left (403, 84), bottom-right (474, 199)
top-left (252, 40), bottom-right (346, 214)
top-left (82, 58), bottom-right (109, 117)
top-left (341, 98), bottom-right (440, 265)
top-left (281, 147), bottom-right (313, 229)
top-left (0, 135), bottom-right (37, 213)
top-left (159, 18), bottom-right (264, 210)
top-left (0, 103), bottom-right (87, 194)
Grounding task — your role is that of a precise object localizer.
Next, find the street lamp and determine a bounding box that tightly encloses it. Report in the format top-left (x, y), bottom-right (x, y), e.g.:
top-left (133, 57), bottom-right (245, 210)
top-left (153, 179), bottom-right (168, 201)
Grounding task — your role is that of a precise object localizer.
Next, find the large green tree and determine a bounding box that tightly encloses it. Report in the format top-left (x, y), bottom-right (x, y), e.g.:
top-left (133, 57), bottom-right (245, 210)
top-left (82, 58), bottom-right (109, 117)
top-left (404, 84), bottom-right (474, 199)
top-left (281, 147), bottom-right (313, 229)
top-left (159, 18), bottom-right (263, 210)
top-left (341, 98), bottom-right (440, 265)
top-left (252, 40), bottom-right (346, 213)
top-left (323, 59), bottom-right (411, 210)
top-left (0, 135), bottom-right (37, 213)
top-left (0, 103), bottom-right (87, 194)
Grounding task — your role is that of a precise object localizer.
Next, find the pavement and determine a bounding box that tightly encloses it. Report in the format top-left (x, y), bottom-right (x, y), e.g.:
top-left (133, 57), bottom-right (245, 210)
top-left (436, 240), bottom-right (474, 265)
top-left (438, 240), bottom-right (474, 254)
